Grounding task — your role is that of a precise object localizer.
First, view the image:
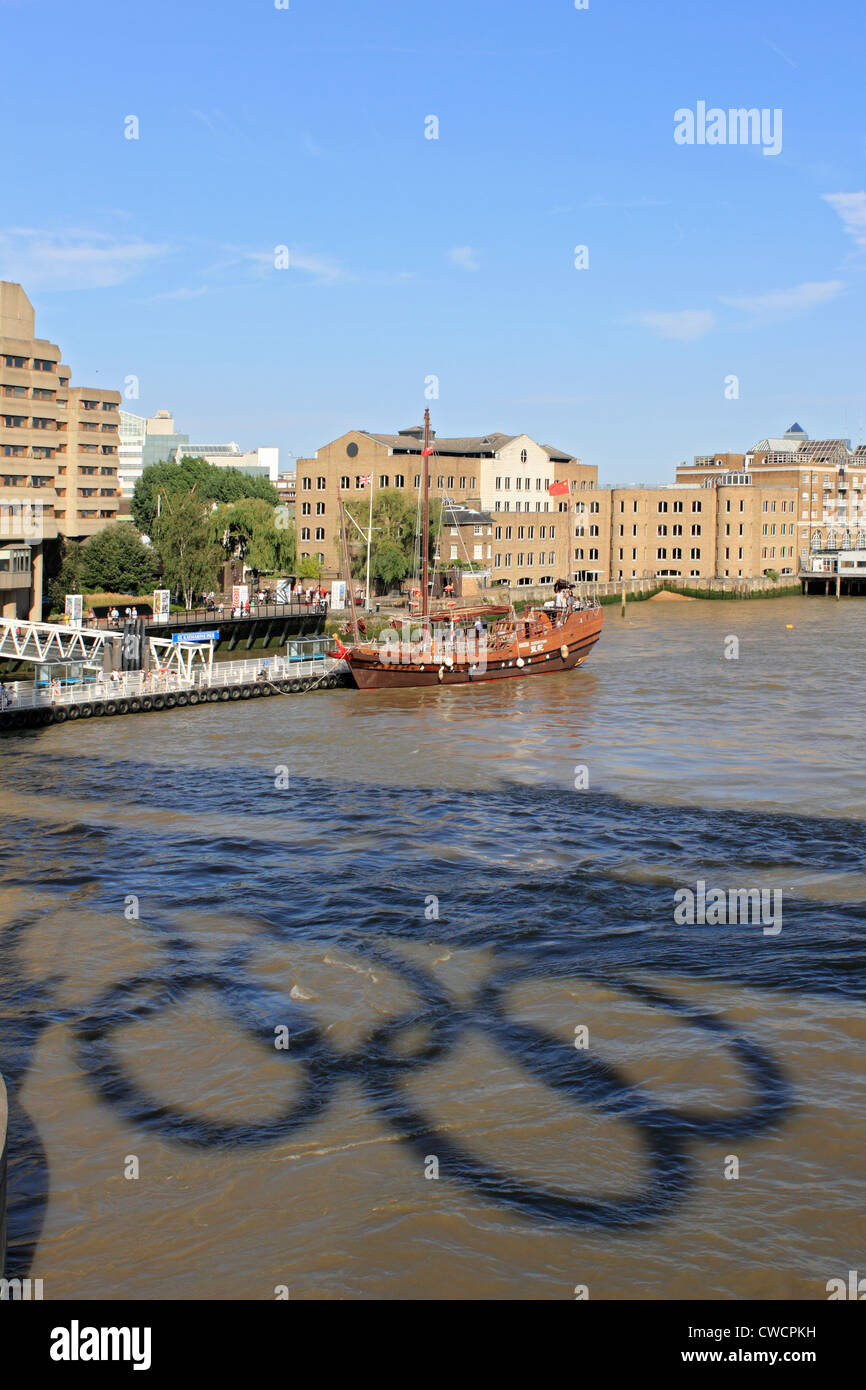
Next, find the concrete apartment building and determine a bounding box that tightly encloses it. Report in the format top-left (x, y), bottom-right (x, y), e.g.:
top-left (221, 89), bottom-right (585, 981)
top-left (0, 281), bottom-right (121, 617)
top-left (57, 384), bottom-right (121, 536)
top-left (0, 282), bottom-right (59, 618)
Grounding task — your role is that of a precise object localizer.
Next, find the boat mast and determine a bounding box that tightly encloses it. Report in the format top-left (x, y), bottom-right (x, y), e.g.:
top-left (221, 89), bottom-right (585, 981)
top-left (421, 407), bottom-right (431, 620)
top-left (338, 493), bottom-right (361, 643)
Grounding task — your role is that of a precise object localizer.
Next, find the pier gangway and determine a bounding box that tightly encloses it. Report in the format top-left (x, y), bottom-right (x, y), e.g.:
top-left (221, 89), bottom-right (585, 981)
top-left (0, 616), bottom-right (121, 665)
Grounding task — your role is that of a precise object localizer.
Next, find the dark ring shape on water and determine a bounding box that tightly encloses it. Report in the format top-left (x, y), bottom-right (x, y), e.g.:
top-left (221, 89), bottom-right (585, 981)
top-left (70, 946), bottom-right (791, 1228)
top-left (73, 971), bottom-right (339, 1149)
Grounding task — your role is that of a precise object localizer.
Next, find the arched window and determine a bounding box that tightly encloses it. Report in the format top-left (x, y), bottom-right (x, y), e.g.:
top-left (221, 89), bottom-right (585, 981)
top-left (827, 529), bottom-right (838, 550)
top-left (520, 448), bottom-right (527, 464)
top-left (811, 529), bottom-right (823, 550)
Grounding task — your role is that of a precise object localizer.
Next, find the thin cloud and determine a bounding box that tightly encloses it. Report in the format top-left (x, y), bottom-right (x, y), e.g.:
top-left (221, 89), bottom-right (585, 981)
top-left (584, 196), bottom-right (668, 209)
top-left (636, 309), bottom-right (715, 341)
top-left (767, 41), bottom-right (796, 67)
top-left (720, 280), bottom-right (845, 318)
top-left (148, 285), bottom-right (210, 302)
top-left (238, 248), bottom-right (345, 284)
top-left (0, 229), bottom-right (169, 290)
top-left (822, 193), bottom-right (866, 249)
top-left (449, 245), bottom-right (480, 271)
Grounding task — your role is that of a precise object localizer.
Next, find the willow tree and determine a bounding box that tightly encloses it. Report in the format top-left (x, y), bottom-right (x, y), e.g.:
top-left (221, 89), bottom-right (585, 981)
top-left (212, 497), bottom-right (296, 574)
top-left (153, 486), bottom-right (222, 609)
top-left (341, 489), bottom-right (441, 592)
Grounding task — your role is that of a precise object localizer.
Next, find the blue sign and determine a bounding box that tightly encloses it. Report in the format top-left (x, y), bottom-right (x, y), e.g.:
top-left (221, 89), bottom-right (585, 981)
top-left (172, 630), bottom-right (219, 643)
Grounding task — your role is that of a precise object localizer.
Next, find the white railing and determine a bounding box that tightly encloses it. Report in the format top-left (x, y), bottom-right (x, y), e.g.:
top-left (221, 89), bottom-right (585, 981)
top-left (0, 654), bottom-right (348, 712)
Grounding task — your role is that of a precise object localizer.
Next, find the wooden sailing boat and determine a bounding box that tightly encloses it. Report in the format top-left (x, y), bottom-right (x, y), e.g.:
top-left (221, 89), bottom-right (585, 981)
top-left (338, 410), bottom-right (603, 689)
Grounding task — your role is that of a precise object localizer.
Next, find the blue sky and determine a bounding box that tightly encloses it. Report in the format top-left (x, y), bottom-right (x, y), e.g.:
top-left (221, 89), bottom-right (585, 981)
top-left (2, 0), bottom-right (865, 479)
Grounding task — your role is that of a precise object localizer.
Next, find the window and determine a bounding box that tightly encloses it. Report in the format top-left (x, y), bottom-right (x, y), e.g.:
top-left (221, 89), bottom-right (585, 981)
top-left (690, 524), bottom-right (701, 536)
top-left (315, 527), bottom-right (325, 540)
top-left (673, 501), bottom-right (683, 513)
top-left (317, 476), bottom-right (326, 490)
top-left (302, 477), bottom-right (311, 490)
top-left (301, 502), bottom-right (311, 515)
top-left (692, 500), bottom-right (702, 512)
top-left (316, 502), bottom-right (325, 515)
top-left (379, 475), bottom-right (389, 488)
top-left (516, 478), bottom-right (522, 490)
top-left (394, 474), bottom-right (405, 488)
top-left (658, 501), bottom-right (668, 513)
top-left (520, 449), bottom-right (527, 463)
top-left (690, 547), bottom-right (701, 560)
top-left (301, 527), bottom-right (310, 540)
top-left (340, 475), bottom-right (350, 489)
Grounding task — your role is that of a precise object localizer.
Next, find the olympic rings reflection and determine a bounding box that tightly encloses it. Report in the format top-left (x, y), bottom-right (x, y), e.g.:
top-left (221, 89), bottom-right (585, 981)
top-left (71, 942), bottom-right (791, 1230)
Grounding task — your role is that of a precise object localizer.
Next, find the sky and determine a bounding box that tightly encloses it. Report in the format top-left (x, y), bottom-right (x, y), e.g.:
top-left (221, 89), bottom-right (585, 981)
top-left (2, 0), bottom-right (865, 481)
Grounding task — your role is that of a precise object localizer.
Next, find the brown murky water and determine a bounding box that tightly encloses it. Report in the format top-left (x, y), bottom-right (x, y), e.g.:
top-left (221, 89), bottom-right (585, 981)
top-left (1, 594), bottom-right (865, 1299)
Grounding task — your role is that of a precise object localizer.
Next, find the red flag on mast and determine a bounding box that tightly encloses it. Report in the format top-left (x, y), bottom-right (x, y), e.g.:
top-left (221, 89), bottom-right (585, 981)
top-left (548, 479), bottom-right (569, 497)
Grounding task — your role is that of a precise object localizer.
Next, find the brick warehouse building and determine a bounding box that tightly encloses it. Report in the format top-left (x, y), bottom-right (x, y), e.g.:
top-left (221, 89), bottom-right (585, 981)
top-left (294, 420), bottom-right (820, 590)
top-left (295, 425), bottom-right (597, 587)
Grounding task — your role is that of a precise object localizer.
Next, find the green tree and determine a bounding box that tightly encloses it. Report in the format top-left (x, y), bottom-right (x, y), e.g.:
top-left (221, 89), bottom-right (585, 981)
top-left (212, 496), bottom-right (296, 575)
top-left (46, 539), bottom-right (83, 613)
top-left (297, 555), bottom-right (321, 580)
top-left (341, 489), bottom-right (441, 593)
top-left (78, 523), bottom-right (158, 595)
top-left (153, 486), bottom-right (223, 609)
top-left (132, 456), bottom-right (279, 535)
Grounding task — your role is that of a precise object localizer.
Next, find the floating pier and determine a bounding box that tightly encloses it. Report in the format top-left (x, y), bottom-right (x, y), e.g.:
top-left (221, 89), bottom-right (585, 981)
top-left (0, 651), bottom-right (351, 733)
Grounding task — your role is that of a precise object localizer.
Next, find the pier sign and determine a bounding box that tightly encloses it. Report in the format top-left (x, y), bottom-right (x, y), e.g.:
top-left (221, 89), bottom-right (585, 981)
top-left (171, 630), bottom-right (219, 643)
top-left (153, 589), bottom-right (171, 621)
top-left (65, 594), bottom-right (83, 627)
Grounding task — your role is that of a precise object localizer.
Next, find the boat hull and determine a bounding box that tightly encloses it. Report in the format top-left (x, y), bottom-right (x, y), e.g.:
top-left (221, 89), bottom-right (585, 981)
top-left (345, 607), bottom-right (603, 690)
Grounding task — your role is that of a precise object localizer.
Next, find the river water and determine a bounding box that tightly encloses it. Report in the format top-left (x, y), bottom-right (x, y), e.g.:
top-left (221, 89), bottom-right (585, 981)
top-left (1, 593), bottom-right (864, 1300)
